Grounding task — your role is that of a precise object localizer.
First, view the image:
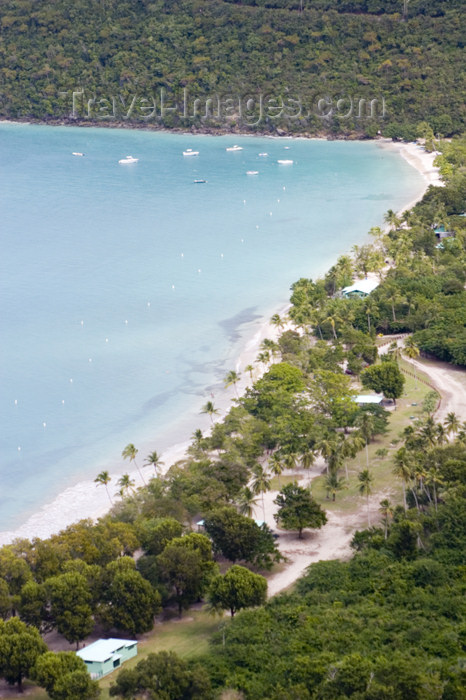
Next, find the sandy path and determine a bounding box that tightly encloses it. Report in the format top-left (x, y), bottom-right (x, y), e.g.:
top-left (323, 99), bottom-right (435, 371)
top-left (409, 357), bottom-right (466, 422)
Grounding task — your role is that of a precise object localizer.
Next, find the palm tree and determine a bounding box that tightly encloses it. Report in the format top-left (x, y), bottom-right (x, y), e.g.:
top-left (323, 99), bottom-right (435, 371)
top-left (322, 313), bottom-right (340, 341)
top-left (245, 364), bottom-right (254, 382)
top-left (444, 412), bottom-right (460, 437)
top-left (403, 337), bottom-right (420, 387)
top-left (251, 464), bottom-right (271, 522)
top-left (300, 450), bottom-right (316, 471)
top-left (269, 453), bottom-right (284, 488)
top-left (255, 350), bottom-right (271, 367)
top-left (260, 338), bottom-right (280, 363)
top-left (270, 313), bottom-right (285, 330)
top-left (392, 447), bottom-right (412, 510)
top-left (325, 472), bottom-right (346, 502)
top-left (117, 473), bottom-right (135, 496)
top-left (224, 370), bottom-right (241, 397)
top-left (94, 470), bottom-right (113, 505)
top-left (122, 443), bottom-right (146, 485)
top-left (237, 486), bottom-right (259, 517)
top-left (201, 400), bottom-right (219, 425)
top-left (364, 298), bottom-right (378, 334)
top-left (384, 209), bottom-right (402, 231)
top-left (355, 412), bottom-right (375, 468)
top-left (379, 499), bottom-right (394, 539)
top-left (144, 450), bottom-right (164, 477)
top-left (425, 467), bottom-right (444, 513)
top-left (358, 469), bottom-right (374, 526)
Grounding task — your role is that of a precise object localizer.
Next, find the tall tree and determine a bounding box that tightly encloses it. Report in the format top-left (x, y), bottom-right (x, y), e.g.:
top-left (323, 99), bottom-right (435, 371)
top-left (208, 565), bottom-right (267, 617)
top-left (274, 483), bottom-right (327, 539)
top-left (201, 400), bottom-right (219, 425)
top-left (0, 617), bottom-right (47, 691)
top-left (122, 443), bottom-right (145, 485)
top-left (94, 471), bottom-right (113, 505)
top-left (358, 469), bottom-right (374, 526)
top-left (117, 473), bottom-right (135, 496)
top-left (402, 337), bottom-right (420, 387)
top-left (224, 370), bottom-right (241, 398)
top-left (361, 362), bottom-right (405, 406)
top-left (144, 450), bottom-right (164, 477)
top-left (251, 463), bottom-right (271, 522)
top-left (46, 573), bottom-right (93, 649)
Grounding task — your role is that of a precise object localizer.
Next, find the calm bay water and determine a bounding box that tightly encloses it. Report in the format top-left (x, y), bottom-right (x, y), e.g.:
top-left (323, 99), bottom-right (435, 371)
top-left (0, 124), bottom-right (424, 531)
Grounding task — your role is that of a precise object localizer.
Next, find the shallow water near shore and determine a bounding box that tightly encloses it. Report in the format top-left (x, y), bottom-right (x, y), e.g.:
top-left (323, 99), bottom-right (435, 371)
top-left (0, 124), bottom-right (424, 534)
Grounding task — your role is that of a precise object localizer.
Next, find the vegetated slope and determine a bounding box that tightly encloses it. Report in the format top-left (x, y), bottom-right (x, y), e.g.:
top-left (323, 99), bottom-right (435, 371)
top-left (0, 0), bottom-right (464, 136)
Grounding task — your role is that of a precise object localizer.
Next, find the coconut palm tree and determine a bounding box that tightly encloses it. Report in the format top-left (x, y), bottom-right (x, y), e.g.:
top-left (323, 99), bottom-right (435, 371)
top-left (94, 470), bottom-right (113, 505)
top-left (245, 364), bottom-right (254, 382)
top-left (144, 451), bottom-right (164, 477)
top-left (358, 469), bottom-right (374, 526)
top-left (384, 209), bottom-right (402, 231)
top-left (122, 443), bottom-right (146, 485)
top-left (251, 464), bottom-right (271, 523)
top-left (379, 499), bottom-right (394, 539)
top-left (117, 473), bottom-right (135, 496)
top-left (237, 486), bottom-right (259, 517)
top-left (270, 313), bottom-right (285, 330)
top-left (268, 453), bottom-right (284, 487)
top-left (355, 412), bottom-right (375, 468)
top-left (255, 350), bottom-right (271, 367)
top-left (444, 412), bottom-right (460, 437)
top-left (403, 337), bottom-right (420, 387)
top-left (392, 447), bottom-right (412, 511)
top-left (224, 370), bottom-right (241, 398)
top-left (201, 400), bottom-right (219, 425)
top-left (325, 472), bottom-right (346, 502)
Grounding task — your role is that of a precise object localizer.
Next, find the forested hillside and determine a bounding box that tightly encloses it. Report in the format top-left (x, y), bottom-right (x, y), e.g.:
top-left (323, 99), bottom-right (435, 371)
top-left (0, 0), bottom-right (464, 137)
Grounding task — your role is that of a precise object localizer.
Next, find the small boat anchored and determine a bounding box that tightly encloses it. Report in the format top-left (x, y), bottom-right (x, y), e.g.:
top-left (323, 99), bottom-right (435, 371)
top-left (277, 159), bottom-right (293, 165)
top-left (246, 171), bottom-right (259, 175)
top-left (72, 152), bottom-right (84, 157)
top-left (183, 148), bottom-right (199, 156)
top-left (258, 153), bottom-right (268, 157)
top-left (118, 155), bottom-right (139, 164)
top-left (226, 145), bottom-right (243, 152)
top-left (194, 179), bottom-right (207, 183)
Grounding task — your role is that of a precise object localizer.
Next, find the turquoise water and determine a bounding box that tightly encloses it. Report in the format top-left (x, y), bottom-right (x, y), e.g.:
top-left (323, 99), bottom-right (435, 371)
top-left (0, 124), bottom-right (424, 531)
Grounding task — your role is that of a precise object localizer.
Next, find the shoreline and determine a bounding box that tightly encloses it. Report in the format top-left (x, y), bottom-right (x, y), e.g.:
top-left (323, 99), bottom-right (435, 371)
top-left (0, 138), bottom-right (439, 547)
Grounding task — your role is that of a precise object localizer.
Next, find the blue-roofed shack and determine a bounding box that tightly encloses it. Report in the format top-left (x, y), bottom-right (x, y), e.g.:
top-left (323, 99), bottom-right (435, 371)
top-left (342, 279), bottom-right (379, 298)
top-left (76, 639), bottom-right (137, 679)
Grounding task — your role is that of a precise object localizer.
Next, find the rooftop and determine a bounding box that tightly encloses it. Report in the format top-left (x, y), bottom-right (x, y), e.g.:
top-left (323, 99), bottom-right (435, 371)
top-left (76, 639), bottom-right (137, 663)
top-left (342, 278), bottom-right (379, 296)
top-left (354, 394), bottom-right (383, 404)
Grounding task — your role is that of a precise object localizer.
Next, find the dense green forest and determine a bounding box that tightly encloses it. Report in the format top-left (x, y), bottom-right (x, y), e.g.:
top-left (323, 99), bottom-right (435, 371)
top-left (0, 0), bottom-right (464, 137)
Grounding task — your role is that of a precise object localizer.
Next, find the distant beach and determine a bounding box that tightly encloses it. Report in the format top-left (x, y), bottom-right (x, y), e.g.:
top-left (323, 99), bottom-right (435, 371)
top-left (0, 132), bottom-right (435, 546)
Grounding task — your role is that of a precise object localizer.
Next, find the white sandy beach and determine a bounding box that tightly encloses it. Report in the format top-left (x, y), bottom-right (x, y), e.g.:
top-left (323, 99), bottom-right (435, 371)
top-left (0, 140), bottom-right (442, 550)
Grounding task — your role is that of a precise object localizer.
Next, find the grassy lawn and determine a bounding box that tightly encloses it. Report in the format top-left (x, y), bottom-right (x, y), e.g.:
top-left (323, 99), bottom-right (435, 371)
top-left (311, 358), bottom-right (432, 515)
top-left (98, 610), bottom-right (220, 699)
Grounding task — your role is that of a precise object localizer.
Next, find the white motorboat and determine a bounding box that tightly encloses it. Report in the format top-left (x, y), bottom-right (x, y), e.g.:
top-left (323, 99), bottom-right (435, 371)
top-left (118, 155), bottom-right (139, 164)
top-left (194, 179), bottom-right (207, 183)
top-left (226, 145), bottom-right (243, 152)
top-left (246, 171), bottom-right (259, 175)
top-left (183, 149), bottom-right (199, 156)
top-left (258, 153), bottom-right (268, 157)
top-left (277, 159), bottom-right (293, 165)
top-left (72, 152), bottom-right (84, 156)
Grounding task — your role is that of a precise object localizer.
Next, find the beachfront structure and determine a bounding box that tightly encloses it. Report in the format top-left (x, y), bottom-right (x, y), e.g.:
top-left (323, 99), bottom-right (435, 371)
top-left (354, 394), bottom-right (383, 406)
top-left (76, 639), bottom-right (138, 679)
top-left (342, 279), bottom-right (379, 298)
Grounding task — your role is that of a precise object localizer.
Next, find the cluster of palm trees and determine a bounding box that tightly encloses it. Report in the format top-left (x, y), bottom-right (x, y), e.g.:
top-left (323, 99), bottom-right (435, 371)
top-left (94, 444), bottom-right (164, 504)
top-left (392, 412), bottom-right (463, 512)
